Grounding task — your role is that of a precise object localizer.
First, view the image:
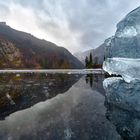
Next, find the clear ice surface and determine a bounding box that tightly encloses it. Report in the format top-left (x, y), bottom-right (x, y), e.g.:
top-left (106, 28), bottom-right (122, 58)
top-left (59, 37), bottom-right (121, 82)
top-left (103, 57), bottom-right (140, 82)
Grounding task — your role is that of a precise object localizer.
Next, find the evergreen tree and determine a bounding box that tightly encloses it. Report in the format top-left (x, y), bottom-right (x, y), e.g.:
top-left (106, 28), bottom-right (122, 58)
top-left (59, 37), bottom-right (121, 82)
top-left (89, 53), bottom-right (93, 68)
top-left (89, 53), bottom-right (93, 64)
top-left (85, 53), bottom-right (93, 68)
top-left (85, 56), bottom-right (89, 68)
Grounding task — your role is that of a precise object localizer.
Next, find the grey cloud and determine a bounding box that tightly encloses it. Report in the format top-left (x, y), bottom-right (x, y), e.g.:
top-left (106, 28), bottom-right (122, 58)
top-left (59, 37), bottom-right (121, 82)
top-left (0, 0), bottom-right (140, 53)
top-left (0, 3), bottom-right (10, 17)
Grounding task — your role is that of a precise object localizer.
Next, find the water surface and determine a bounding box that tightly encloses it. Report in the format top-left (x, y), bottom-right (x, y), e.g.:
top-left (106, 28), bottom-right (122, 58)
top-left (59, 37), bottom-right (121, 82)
top-left (0, 72), bottom-right (121, 140)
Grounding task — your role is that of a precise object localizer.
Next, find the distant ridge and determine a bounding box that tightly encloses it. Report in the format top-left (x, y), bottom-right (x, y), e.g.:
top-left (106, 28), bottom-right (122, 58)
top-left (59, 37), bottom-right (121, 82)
top-left (74, 43), bottom-right (105, 66)
top-left (0, 22), bottom-right (84, 69)
top-left (0, 22), bottom-right (6, 26)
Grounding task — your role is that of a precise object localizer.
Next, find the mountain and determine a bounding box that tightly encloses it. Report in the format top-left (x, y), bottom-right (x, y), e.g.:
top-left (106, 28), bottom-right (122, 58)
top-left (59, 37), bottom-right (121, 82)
top-left (74, 43), bottom-right (105, 66)
top-left (74, 50), bottom-right (91, 64)
top-left (0, 22), bottom-right (84, 69)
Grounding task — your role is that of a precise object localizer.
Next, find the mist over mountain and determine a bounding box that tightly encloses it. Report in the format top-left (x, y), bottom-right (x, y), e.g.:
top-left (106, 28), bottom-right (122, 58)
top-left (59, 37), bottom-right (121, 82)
top-left (74, 43), bottom-right (105, 66)
top-left (0, 22), bottom-right (84, 69)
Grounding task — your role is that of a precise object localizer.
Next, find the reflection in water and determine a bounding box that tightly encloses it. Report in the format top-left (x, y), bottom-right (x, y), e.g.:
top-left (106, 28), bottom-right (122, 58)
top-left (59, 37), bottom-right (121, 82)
top-left (104, 77), bottom-right (140, 140)
top-left (86, 74), bottom-right (106, 96)
top-left (0, 74), bottom-right (121, 140)
top-left (86, 74), bottom-right (93, 87)
top-left (0, 73), bottom-right (81, 119)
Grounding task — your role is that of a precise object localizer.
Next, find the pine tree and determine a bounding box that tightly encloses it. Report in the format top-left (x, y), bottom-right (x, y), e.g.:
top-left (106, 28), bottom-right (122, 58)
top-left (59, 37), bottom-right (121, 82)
top-left (89, 53), bottom-right (93, 68)
top-left (85, 53), bottom-right (94, 68)
top-left (89, 53), bottom-right (92, 64)
top-left (85, 56), bottom-right (89, 68)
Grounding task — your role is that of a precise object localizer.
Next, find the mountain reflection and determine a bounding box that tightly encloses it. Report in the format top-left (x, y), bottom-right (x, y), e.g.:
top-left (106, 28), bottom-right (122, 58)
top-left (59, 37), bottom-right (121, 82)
top-left (0, 73), bottom-right (81, 120)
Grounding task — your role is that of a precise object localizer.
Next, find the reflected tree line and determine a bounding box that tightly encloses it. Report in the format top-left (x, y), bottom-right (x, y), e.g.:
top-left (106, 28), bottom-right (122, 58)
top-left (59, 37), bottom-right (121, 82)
top-left (85, 74), bottom-right (101, 87)
top-left (85, 74), bottom-right (93, 87)
top-left (85, 74), bottom-right (106, 97)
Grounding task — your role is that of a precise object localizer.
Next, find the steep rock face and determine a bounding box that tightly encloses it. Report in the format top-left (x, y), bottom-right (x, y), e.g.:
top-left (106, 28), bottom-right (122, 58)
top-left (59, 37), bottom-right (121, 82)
top-left (0, 23), bottom-right (84, 69)
top-left (106, 7), bottom-right (140, 58)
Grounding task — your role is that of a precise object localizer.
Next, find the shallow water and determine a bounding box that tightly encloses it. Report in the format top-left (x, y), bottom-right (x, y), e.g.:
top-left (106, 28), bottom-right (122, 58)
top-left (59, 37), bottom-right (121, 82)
top-left (0, 73), bottom-right (122, 140)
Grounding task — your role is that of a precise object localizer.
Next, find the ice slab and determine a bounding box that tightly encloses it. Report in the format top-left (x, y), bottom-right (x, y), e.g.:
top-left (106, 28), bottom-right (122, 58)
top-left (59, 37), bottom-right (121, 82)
top-left (104, 78), bottom-right (140, 140)
top-left (104, 7), bottom-right (140, 58)
top-left (103, 77), bottom-right (140, 112)
top-left (103, 57), bottom-right (140, 82)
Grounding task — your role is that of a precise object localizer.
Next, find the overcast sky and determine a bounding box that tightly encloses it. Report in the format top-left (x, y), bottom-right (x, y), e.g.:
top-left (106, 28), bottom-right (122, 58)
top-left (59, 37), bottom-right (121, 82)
top-left (0, 0), bottom-right (140, 53)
